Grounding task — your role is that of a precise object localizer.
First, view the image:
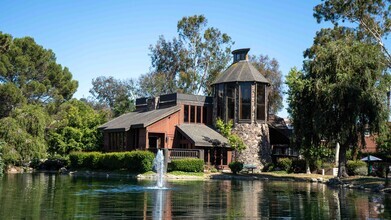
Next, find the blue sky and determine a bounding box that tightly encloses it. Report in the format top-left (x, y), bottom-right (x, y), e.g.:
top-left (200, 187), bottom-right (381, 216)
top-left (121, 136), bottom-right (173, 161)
top-left (0, 0), bottom-right (330, 117)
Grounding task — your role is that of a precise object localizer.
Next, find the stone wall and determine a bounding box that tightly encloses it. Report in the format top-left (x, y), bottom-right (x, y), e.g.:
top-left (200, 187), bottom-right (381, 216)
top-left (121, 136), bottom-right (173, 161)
top-left (232, 122), bottom-right (271, 171)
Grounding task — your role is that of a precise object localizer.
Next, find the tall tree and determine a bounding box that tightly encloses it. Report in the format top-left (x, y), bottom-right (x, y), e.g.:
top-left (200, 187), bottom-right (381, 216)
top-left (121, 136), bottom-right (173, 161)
top-left (138, 15), bottom-right (234, 96)
top-left (89, 76), bottom-right (135, 117)
top-left (314, 0), bottom-right (391, 66)
top-left (250, 55), bottom-right (283, 114)
top-left (46, 99), bottom-right (108, 156)
top-left (287, 28), bottom-right (388, 177)
top-left (0, 105), bottom-right (49, 165)
top-left (0, 32), bottom-right (78, 107)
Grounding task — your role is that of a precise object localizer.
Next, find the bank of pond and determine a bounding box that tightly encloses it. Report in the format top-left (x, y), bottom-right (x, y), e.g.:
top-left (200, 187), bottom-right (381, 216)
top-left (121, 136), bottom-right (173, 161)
top-left (0, 172), bottom-right (390, 219)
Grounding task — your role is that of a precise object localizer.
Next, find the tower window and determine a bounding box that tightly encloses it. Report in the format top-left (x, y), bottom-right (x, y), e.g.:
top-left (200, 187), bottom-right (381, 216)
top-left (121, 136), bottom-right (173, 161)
top-left (239, 83), bottom-right (251, 120)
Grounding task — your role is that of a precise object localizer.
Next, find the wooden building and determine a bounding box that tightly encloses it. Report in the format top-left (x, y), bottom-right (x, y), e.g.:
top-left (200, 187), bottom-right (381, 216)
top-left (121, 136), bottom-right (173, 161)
top-left (99, 48), bottom-right (292, 169)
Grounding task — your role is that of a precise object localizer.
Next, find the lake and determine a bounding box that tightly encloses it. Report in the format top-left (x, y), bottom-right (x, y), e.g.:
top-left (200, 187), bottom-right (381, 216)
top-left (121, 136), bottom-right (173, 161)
top-left (0, 173), bottom-right (390, 219)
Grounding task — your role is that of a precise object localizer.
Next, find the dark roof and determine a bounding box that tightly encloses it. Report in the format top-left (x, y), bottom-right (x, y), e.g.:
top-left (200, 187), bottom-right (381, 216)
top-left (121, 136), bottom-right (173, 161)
top-left (211, 60), bottom-right (270, 85)
top-left (177, 124), bottom-right (229, 147)
top-left (99, 106), bottom-right (180, 131)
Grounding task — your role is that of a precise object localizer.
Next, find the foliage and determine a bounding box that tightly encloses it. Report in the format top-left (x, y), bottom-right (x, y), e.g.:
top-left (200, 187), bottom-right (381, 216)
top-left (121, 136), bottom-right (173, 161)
top-left (0, 105), bottom-right (49, 165)
top-left (377, 122), bottom-right (391, 153)
top-left (46, 99), bottom-right (108, 156)
top-left (215, 118), bottom-right (245, 155)
top-left (69, 151), bottom-right (155, 173)
top-left (169, 158), bottom-right (204, 172)
top-left (249, 55), bottom-right (283, 114)
top-left (346, 160), bottom-right (368, 176)
top-left (0, 141), bottom-right (4, 175)
top-left (314, 0), bottom-right (391, 65)
top-left (291, 159), bottom-right (307, 173)
top-left (89, 76), bottom-right (135, 117)
top-left (286, 28), bottom-right (389, 177)
top-left (228, 161), bottom-right (243, 174)
top-left (0, 32), bottom-right (78, 107)
top-left (138, 15), bottom-right (234, 96)
top-left (276, 158), bottom-right (292, 172)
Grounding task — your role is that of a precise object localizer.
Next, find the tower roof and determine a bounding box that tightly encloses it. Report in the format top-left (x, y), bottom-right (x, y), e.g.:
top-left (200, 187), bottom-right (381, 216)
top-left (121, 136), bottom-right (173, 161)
top-left (211, 48), bottom-right (270, 85)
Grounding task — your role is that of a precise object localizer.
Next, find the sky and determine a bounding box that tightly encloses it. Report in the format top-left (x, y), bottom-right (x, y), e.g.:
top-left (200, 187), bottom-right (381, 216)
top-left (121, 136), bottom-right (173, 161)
top-left (0, 0), bottom-right (330, 118)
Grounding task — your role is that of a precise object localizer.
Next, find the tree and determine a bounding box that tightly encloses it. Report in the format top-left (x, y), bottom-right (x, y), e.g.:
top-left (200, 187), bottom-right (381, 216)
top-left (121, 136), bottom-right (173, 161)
top-left (0, 32), bottom-right (78, 106)
top-left (0, 105), bottom-right (49, 165)
top-left (138, 15), bottom-right (234, 96)
top-left (89, 76), bottom-right (135, 117)
top-left (287, 30), bottom-right (389, 177)
top-left (314, 0), bottom-right (391, 66)
top-left (215, 118), bottom-right (245, 161)
top-left (46, 99), bottom-right (109, 156)
top-left (250, 55), bottom-right (283, 114)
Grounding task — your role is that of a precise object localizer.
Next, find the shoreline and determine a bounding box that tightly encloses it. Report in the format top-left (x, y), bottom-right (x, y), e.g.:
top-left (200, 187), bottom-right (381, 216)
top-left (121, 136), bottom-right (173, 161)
top-left (5, 169), bottom-right (391, 193)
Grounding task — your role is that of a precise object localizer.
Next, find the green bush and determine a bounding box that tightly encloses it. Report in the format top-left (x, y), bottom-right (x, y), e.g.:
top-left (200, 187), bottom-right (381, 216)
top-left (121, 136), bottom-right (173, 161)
top-left (347, 160), bottom-right (368, 176)
top-left (229, 161), bottom-right (244, 174)
top-left (277, 158), bottom-right (292, 171)
top-left (124, 151), bottom-right (155, 173)
top-left (69, 151), bottom-right (155, 173)
top-left (291, 159), bottom-right (306, 173)
top-left (170, 158), bottom-right (204, 172)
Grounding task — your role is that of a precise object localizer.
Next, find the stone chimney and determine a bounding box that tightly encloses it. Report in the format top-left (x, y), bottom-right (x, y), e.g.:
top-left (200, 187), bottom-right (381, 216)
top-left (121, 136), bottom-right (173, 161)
top-left (232, 48), bottom-right (250, 63)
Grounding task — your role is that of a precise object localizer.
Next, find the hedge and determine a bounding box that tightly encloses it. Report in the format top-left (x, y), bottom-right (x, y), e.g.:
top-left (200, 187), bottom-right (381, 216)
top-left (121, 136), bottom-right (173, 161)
top-left (69, 151), bottom-right (155, 173)
top-left (276, 158), bottom-right (292, 171)
top-left (169, 158), bottom-right (204, 172)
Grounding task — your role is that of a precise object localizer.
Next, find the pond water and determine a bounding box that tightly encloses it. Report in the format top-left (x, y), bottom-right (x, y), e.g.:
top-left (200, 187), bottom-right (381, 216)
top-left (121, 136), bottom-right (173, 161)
top-left (0, 173), bottom-right (390, 219)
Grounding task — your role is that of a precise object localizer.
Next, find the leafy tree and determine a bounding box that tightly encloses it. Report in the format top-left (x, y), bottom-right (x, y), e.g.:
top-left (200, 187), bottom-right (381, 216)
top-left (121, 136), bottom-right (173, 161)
top-left (215, 118), bottom-right (245, 161)
top-left (0, 105), bottom-right (49, 165)
top-left (138, 15), bottom-right (234, 96)
top-left (250, 55), bottom-right (283, 114)
top-left (46, 99), bottom-right (109, 156)
top-left (0, 141), bottom-right (4, 175)
top-left (0, 32), bottom-right (78, 106)
top-left (377, 122), bottom-right (391, 153)
top-left (287, 30), bottom-right (388, 177)
top-left (314, 0), bottom-right (391, 65)
top-left (0, 82), bottom-right (25, 118)
top-left (89, 76), bottom-right (135, 117)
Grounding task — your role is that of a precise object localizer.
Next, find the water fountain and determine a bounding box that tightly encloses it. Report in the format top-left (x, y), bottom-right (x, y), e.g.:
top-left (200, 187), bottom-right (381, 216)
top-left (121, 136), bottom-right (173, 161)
top-left (153, 149), bottom-right (165, 188)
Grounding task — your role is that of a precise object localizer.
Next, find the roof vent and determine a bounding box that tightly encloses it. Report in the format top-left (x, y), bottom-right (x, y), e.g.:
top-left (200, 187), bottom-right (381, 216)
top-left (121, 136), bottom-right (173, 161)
top-left (232, 48), bottom-right (250, 63)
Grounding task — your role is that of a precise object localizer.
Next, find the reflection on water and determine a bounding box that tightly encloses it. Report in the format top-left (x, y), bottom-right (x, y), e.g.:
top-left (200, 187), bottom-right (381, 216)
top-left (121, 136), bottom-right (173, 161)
top-left (0, 173), bottom-right (390, 219)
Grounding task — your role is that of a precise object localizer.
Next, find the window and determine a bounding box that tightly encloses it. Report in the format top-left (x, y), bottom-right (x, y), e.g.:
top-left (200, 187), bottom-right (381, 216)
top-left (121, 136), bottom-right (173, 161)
top-left (226, 83), bottom-right (235, 121)
top-left (216, 84), bottom-right (224, 119)
top-left (257, 83), bottom-right (266, 121)
top-left (203, 106), bottom-right (208, 124)
top-left (196, 106), bottom-right (201, 123)
top-left (184, 105), bottom-right (189, 122)
top-left (239, 83), bottom-right (251, 120)
top-left (190, 106), bottom-right (195, 123)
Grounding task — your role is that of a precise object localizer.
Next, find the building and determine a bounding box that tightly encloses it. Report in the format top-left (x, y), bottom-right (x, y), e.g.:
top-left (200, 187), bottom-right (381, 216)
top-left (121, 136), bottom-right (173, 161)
top-left (99, 48), bottom-right (292, 169)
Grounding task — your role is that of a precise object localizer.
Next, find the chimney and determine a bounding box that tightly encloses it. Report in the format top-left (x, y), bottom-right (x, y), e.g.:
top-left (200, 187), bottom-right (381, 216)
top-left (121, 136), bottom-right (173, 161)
top-left (232, 48), bottom-right (250, 63)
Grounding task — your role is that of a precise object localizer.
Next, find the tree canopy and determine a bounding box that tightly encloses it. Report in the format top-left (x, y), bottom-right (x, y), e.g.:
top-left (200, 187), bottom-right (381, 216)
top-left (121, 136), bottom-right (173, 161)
top-left (287, 27), bottom-right (389, 177)
top-left (0, 32), bottom-right (78, 109)
top-left (250, 55), bottom-right (283, 114)
top-left (89, 76), bottom-right (135, 117)
top-left (138, 15), bottom-right (234, 96)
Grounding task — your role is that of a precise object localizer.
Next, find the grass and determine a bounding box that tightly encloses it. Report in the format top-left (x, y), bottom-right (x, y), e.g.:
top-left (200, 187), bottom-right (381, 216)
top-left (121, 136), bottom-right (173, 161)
top-left (168, 171), bottom-right (204, 176)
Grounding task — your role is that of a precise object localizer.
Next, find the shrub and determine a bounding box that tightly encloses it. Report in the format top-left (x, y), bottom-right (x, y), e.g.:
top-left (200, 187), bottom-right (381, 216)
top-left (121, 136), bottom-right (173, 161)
top-left (291, 159), bottom-right (306, 173)
top-left (170, 158), bottom-right (204, 172)
top-left (229, 161), bottom-right (243, 174)
top-left (277, 158), bottom-right (292, 171)
top-left (124, 151), bottom-right (155, 173)
top-left (69, 151), bottom-right (155, 173)
top-left (347, 160), bottom-right (368, 176)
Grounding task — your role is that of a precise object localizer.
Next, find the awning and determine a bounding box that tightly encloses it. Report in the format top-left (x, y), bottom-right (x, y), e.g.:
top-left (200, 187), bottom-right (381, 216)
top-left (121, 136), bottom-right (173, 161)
top-left (177, 124), bottom-right (229, 147)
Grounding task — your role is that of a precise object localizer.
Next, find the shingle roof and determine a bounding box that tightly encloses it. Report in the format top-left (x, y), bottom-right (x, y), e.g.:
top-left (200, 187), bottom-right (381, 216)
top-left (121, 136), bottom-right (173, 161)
top-left (211, 60), bottom-right (270, 85)
top-left (177, 124), bottom-right (229, 147)
top-left (99, 106), bottom-right (181, 131)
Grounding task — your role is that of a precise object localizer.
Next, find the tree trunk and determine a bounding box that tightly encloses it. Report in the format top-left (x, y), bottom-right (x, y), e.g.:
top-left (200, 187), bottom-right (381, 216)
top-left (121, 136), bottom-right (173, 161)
top-left (306, 159), bottom-right (311, 174)
top-left (337, 144), bottom-right (349, 178)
